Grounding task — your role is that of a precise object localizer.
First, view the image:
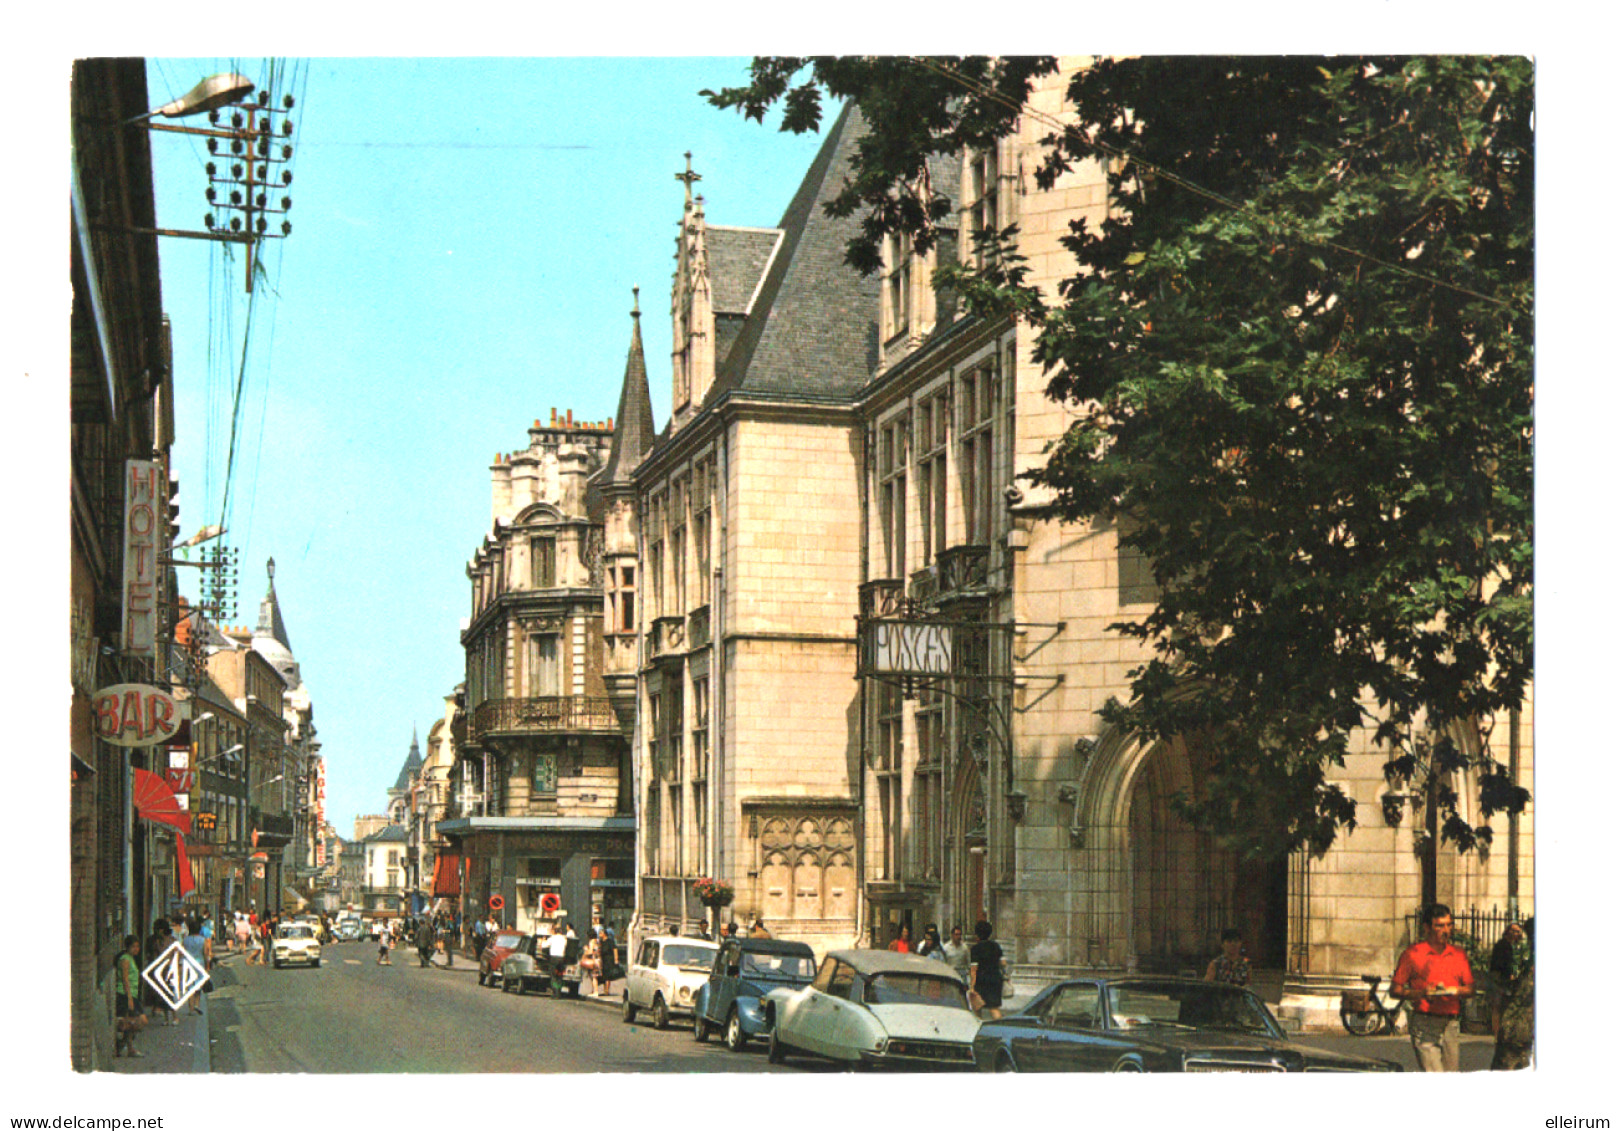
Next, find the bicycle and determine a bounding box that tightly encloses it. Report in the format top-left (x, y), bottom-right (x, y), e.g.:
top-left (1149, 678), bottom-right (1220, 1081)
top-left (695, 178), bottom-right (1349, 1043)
top-left (1340, 974), bottom-right (1408, 1036)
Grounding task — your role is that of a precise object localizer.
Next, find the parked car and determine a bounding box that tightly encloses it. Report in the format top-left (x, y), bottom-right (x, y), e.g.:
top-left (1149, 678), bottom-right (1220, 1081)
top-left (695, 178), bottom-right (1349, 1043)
top-left (762, 949), bottom-right (979, 1070)
top-left (478, 929), bottom-right (529, 989)
top-left (501, 929), bottom-right (585, 997)
top-left (622, 936), bottom-right (719, 1030)
top-left (972, 977), bottom-right (1403, 1073)
top-left (272, 922), bottom-right (322, 969)
top-left (692, 937), bottom-right (818, 1051)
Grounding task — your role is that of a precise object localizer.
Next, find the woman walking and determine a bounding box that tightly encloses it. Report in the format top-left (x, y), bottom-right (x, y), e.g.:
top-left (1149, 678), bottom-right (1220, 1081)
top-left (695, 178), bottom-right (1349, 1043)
top-left (181, 916), bottom-right (211, 1014)
top-left (968, 920), bottom-right (1007, 1020)
top-left (114, 935), bottom-right (148, 1058)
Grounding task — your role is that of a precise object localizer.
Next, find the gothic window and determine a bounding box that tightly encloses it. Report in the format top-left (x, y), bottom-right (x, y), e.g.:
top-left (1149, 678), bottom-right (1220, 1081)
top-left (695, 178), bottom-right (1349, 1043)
top-left (917, 391), bottom-right (950, 565)
top-left (648, 492), bottom-right (666, 618)
top-left (644, 784), bottom-right (661, 874)
top-left (965, 145), bottom-right (1001, 268)
top-left (671, 782), bottom-right (685, 875)
top-left (693, 460), bottom-right (712, 606)
top-left (878, 417), bottom-right (908, 580)
top-left (691, 676), bottom-right (709, 782)
top-left (671, 476), bottom-right (688, 614)
top-left (647, 692), bottom-right (661, 780)
top-left (959, 364), bottom-right (998, 546)
top-left (875, 683), bottom-right (904, 880)
top-left (882, 230), bottom-right (912, 342)
top-left (617, 565), bottom-right (636, 636)
top-left (914, 689), bottom-right (945, 879)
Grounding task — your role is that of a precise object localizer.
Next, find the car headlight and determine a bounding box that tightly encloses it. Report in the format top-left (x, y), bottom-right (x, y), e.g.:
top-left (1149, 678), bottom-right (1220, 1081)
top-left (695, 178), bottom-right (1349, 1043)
top-left (678, 987), bottom-right (691, 1003)
top-left (876, 1038), bottom-right (888, 1054)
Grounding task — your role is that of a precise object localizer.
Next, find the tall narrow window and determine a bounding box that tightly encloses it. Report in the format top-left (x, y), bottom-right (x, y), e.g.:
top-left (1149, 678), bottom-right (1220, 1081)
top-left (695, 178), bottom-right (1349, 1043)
top-left (878, 417), bottom-right (908, 579)
top-left (618, 565), bottom-right (636, 636)
top-left (918, 392), bottom-right (949, 564)
top-left (530, 536), bottom-right (556, 589)
top-left (693, 461), bottom-right (712, 606)
top-left (528, 634), bottom-right (560, 697)
top-left (960, 364), bottom-right (998, 545)
top-left (883, 230), bottom-right (912, 341)
top-left (966, 145), bottom-right (1001, 267)
top-left (914, 690), bottom-right (945, 878)
top-left (875, 682), bottom-right (904, 880)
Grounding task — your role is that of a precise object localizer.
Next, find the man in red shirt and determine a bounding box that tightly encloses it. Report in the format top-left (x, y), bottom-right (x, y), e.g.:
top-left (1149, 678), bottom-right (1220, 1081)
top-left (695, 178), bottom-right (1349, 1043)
top-left (1391, 903), bottom-right (1475, 1071)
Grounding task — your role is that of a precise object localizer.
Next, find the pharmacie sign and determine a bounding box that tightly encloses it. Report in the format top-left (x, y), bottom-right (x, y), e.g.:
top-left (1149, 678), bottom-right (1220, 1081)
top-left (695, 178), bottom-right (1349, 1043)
top-left (92, 683), bottom-right (183, 747)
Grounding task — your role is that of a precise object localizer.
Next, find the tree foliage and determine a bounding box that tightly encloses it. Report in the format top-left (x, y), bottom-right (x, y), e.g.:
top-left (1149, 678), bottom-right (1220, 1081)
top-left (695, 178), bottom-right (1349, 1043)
top-left (708, 56), bottom-right (1533, 859)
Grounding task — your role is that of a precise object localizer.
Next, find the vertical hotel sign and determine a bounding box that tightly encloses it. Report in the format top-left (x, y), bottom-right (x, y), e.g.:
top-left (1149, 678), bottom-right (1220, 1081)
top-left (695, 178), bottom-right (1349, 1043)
top-left (122, 460), bottom-right (161, 658)
top-left (314, 758), bottom-right (327, 866)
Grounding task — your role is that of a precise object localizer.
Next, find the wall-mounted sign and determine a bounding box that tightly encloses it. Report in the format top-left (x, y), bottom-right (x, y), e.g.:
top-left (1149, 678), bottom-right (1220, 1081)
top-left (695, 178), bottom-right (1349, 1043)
top-left (121, 460), bottom-right (162, 658)
top-left (866, 620), bottom-right (952, 676)
top-left (92, 683), bottom-right (182, 747)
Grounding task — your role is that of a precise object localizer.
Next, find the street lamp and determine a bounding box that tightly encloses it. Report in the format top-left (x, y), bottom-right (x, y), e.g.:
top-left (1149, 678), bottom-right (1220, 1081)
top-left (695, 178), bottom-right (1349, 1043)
top-left (126, 74), bottom-right (255, 124)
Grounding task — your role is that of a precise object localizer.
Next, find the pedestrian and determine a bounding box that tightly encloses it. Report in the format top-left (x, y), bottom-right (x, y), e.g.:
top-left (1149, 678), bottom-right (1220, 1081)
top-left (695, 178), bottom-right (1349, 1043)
top-left (145, 918), bottom-right (176, 1025)
top-left (1204, 928), bottom-right (1251, 987)
top-left (1390, 902), bottom-right (1475, 1072)
top-left (749, 917), bottom-right (772, 939)
top-left (888, 924), bottom-right (912, 953)
top-left (915, 923), bottom-right (940, 958)
top-left (416, 917), bottom-right (436, 967)
top-left (598, 927), bottom-right (620, 997)
top-left (1491, 918), bottom-right (1534, 1070)
top-left (968, 920), bottom-right (1007, 1020)
top-left (941, 924), bottom-right (971, 980)
top-left (378, 921), bottom-right (393, 965)
top-left (546, 923), bottom-right (570, 992)
top-left (695, 920), bottom-right (712, 941)
top-left (181, 916), bottom-right (211, 1014)
top-left (721, 921), bottom-right (738, 939)
top-left (235, 912), bottom-right (251, 957)
top-left (113, 934), bottom-right (148, 1058)
top-left (1488, 920), bottom-right (1526, 1032)
top-left (472, 914), bottom-right (488, 959)
top-left (581, 930), bottom-right (603, 993)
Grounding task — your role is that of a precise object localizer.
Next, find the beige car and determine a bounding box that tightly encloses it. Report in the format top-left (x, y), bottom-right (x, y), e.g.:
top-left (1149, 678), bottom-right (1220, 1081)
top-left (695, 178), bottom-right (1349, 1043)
top-left (622, 936), bottom-right (718, 1029)
top-left (272, 922), bottom-right (322, 968)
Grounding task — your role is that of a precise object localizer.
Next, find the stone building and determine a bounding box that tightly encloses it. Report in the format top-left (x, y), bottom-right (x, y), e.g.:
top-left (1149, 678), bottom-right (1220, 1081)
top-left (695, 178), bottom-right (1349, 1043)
top-left (440, 410), bottom-right (636, 936)
top-left (611, 60), bottom-right (1533, 1019)
top-left (623, 106), bottom-right (878, 950)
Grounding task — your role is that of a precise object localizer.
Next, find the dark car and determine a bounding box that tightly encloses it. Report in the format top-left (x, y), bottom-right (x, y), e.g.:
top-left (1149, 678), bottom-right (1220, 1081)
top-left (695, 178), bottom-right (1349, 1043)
top-left (691, 937), bottom-right (818, 1051)
top-left (477, 929), bottom-right (529, 989)
top-left (973, 977), bottom-right (1403, 1073)
top-left (501, 931), bottom-right (585, 997)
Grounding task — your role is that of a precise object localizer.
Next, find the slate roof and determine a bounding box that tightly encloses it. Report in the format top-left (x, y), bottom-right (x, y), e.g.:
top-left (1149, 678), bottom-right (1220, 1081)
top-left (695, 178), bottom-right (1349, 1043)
top-left (706, 102), bottom-right (880, 406)
top-left (600, 294), bottom-right (656, 487)
top-left (368, 824), bottom-right (407, 844)
top-left (706, 227), bottom-right (781, 316)
top-left (391, 732), bottom-right (423, 792)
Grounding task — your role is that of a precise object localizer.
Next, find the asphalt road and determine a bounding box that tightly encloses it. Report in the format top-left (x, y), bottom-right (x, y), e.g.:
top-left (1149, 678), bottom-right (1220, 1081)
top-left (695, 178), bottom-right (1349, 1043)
top-left (204, 944), bottom-right (793, 1073)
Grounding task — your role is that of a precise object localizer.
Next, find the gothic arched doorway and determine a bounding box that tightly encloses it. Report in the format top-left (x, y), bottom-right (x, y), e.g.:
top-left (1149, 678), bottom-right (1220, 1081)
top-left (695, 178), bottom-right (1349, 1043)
top-left (1125, 738), bottom-right (1288, 971)
top-left (952, 761), bottom-right (988, 927)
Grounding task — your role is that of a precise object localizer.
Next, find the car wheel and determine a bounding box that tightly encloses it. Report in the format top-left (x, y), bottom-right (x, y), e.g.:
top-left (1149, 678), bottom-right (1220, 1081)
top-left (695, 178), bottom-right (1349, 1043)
top-left (313, 959), bottom-right (321, 968)
top-left (652, 994), bottom-right (670, 1030)
top-left (692, 1015), bottom-right (710, 1043)
top-left (477, 969), bottom-right (486, 987)
top-left (1112, 1058), bottom-right (1144, 1072)
top-left (515, 974), bottom-right (527, 996)
top-left (995, 1050), bottom-right (1018, 1073)
top-left (502, 975), bottom-right (514, 994)
top-left (621, 992), bottom-right (637, 1024)
top-left (273, 959), bottom-right (282, 969)
top-left (724, 1008), bottom-right (747, 1052)
top-left (767, 1024), bottom-right (788, 1065)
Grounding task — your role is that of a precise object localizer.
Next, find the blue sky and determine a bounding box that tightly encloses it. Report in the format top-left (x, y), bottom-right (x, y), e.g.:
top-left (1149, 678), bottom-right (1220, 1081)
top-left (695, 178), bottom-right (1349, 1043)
top-left (143, 57), bottom-right (833, 834)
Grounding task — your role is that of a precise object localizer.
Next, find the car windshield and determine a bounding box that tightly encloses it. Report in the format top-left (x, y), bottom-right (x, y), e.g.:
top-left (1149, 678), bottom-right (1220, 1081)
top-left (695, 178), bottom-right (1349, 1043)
top-left (663, 944), bottom-right (715, 969)
top-left (740, 953), bottom-right (816, 981)
top-left (862, 973), bottom-right (971, 1009)
top-left (494, 933), bottom-right (525, 948)
top-left (1105, 982), bottom-right (1276, 1036)
top-left (280, 926), bottom-right (313, 939)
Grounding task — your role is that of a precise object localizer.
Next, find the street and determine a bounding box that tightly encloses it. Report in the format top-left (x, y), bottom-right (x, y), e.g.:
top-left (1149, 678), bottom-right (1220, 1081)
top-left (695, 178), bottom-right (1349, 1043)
top-left (204, 943), bottom-right (793, 1073)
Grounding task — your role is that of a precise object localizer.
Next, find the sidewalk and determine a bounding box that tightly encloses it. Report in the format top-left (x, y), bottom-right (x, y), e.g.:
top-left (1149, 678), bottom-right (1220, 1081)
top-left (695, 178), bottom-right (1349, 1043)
top-left (110, 991), bottom-right (211, 1074)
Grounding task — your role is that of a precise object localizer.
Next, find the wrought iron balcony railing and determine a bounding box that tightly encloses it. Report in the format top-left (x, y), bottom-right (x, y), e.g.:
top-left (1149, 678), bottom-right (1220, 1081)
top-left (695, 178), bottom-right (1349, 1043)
top-left (936, 544), bottom-right (991, 600)
top-left (470, 696), bottom-right (618, 741)
top-left (859, 579), bottom-right (905, 620)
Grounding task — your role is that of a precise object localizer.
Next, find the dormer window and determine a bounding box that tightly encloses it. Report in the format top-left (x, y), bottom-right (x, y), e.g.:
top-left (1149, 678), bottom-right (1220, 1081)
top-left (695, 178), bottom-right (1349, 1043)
top-left (530, 536), bottom-right (556, 589)
top-left (882, 230), bottom-right (912, 342)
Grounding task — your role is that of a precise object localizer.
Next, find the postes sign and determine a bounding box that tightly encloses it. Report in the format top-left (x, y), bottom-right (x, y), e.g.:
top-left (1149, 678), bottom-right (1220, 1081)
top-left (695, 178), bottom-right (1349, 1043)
top-left (866, 620), bottom-right (952, 677)
top-left (92, 683), bottom-right (183, 747)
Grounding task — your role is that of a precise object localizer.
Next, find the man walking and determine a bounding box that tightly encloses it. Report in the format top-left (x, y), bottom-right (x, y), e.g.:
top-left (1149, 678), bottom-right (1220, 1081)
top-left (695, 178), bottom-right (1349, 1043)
top-left (1391, 903), bottom-right (1475, 1071)
top-left (416, 917), bottom-right (436, 968)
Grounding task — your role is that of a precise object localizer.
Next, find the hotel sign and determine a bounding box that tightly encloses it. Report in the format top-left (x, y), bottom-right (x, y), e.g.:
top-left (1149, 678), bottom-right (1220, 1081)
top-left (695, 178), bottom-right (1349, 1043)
top-left (121, 460), bottom-right (162, 658)
top-left (865, 620), bottom-right (952, 677)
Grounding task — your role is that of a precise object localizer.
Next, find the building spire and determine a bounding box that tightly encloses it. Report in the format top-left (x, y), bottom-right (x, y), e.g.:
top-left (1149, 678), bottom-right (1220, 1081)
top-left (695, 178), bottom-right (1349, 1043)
top-left (676, 151), bottom-right (701, 206)
top-left (601, 286), bottom-right (656, 486)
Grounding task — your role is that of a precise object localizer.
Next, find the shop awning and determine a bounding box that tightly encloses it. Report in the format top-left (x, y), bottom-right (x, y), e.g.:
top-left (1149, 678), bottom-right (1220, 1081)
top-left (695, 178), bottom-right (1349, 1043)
top-left (431, 853), bottom-right (461, 898)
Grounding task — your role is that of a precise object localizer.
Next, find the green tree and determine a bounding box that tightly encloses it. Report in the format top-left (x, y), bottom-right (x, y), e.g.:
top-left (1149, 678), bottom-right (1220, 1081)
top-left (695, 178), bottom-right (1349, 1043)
top-left (708, 56), bottom-right (1532, 860)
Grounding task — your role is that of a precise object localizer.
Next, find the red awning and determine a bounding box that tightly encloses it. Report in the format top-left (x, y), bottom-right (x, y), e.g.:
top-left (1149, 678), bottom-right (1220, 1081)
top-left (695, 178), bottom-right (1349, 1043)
top-left (432, 853), bottom-right (462, 898)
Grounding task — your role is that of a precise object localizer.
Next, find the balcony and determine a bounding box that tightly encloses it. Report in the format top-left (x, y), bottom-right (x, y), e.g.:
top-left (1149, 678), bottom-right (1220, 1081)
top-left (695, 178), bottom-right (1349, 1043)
top-left (648, 614), bottom-right (686, 662)
top-left (936, 544), bottom-right (991, 601)
top-left (470, 696), bottom-right (618, 741)
top-left (859, 579), bottom-right (905, 620)
top-left (688, 605), bottom-right (711, 650)
top-left (909, 564), bottom-right (939, 607)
